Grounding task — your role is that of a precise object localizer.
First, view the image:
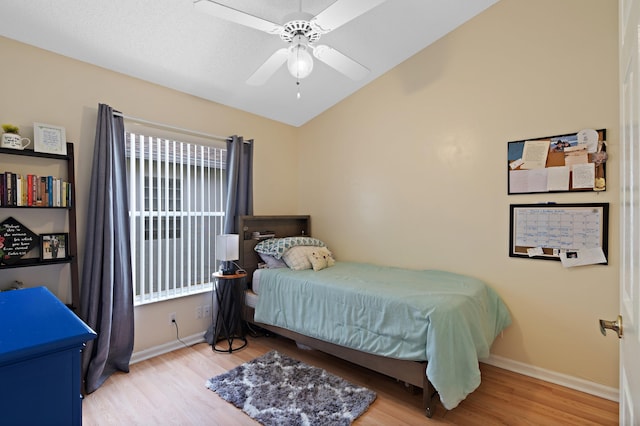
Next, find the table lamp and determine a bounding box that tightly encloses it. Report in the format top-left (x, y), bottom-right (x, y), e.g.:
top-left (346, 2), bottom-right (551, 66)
top-left (216, 234), bottom-right (239, 275)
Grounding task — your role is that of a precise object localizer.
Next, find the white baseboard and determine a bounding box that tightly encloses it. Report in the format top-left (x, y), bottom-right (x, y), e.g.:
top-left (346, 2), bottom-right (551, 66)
top-left (130, 336), bottom-right (619, 403)
top-left (483, 354), bottom-right (619, 402)
top-left (130, 331), bottom-right (206, 364)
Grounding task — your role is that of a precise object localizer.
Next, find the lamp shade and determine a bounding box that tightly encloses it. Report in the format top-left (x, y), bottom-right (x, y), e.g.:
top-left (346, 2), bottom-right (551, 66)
top-left (216, 234), bottom-right (239, 261)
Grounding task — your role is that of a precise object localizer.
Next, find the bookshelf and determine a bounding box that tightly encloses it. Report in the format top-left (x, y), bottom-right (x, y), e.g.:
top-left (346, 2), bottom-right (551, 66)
top-left (0, 142), bottom-right (79, 311)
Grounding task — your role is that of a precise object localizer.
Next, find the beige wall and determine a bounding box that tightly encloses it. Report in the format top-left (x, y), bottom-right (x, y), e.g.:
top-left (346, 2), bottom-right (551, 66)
top-left (0, 0), bottom-right (619, 392)
top-left (299, 0), bottom-right (619, 388)
top-left (0, 35), bottom-right (300, 351)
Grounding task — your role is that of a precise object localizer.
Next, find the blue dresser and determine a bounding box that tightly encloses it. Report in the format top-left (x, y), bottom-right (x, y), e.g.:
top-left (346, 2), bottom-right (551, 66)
top-left (0, 287), bottom-right (96, 426)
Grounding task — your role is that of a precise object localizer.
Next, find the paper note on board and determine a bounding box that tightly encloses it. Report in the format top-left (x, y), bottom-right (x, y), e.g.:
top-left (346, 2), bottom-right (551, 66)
top-left (547, 166), bottom-right (570, 191)
top-left (572, 162), bottom-right (595, 189)
top-left (509, 158), bottom-right (524, 170)
top-left (527, 247), bottom-right (544, 257)
top-left (564, 145), bottom-right (589, 167)
top-left (577, 128), bottom-right (599, 153)
top-left (509, 169), bottom-right (548, 193)
top-left (521, 140), bottom-right (550, 169)
top-left (559, 247), bottom-right (607, 267)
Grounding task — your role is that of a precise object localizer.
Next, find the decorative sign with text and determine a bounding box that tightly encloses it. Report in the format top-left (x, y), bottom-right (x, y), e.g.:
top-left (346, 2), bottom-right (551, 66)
top-left (0, 217), bottom-right (38, 265)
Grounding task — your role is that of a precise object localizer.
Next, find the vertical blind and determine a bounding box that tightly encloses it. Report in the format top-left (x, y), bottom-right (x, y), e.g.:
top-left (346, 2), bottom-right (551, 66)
top-left (125, 132), bottom-right (227, 305)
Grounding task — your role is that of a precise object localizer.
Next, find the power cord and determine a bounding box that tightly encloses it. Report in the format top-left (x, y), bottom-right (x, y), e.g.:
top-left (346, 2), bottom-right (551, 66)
top-left (171, 318), bottom-right (190, 349)
top-left (231, 261), bottom-right (246, 274)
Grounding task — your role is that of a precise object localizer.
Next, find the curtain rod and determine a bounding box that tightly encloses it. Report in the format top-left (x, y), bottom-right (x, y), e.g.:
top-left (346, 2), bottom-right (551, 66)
top-left (112, 111), bottom-right (229, 142)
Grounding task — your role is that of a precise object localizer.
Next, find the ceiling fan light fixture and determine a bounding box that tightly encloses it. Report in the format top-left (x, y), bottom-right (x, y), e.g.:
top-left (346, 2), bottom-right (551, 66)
top-left (287, 35), bottom-right (314, 79)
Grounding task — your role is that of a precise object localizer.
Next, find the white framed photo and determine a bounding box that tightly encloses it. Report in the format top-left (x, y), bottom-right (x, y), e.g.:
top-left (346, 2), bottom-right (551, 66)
top-left (40, 233), bottom-right (68, 261)
top-left (33, 122), bottom-right (67, 155)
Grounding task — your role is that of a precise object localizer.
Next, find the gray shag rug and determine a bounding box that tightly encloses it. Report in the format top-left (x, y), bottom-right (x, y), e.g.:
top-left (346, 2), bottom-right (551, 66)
top-left (206, 350), bottom-right (376, 425)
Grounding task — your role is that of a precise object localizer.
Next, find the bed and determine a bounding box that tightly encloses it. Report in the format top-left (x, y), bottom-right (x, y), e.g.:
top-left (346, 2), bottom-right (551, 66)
top-left (237, 215), bottom-right (511, 417)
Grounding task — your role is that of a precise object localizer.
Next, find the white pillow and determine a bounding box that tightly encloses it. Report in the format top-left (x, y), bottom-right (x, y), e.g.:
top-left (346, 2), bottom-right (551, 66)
top-left (282, 246), bottom-right (316, 270)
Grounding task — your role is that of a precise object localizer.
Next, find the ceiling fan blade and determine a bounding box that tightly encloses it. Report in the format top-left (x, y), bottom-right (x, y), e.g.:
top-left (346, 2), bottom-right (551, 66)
top-left (193, 0), bottom-right (282, 35)
top-left (311, 45), bottom-right (369, 81)
top-left (311, 0), bottom-right (386, 33)
top-left (246, 48), bottom-right (289, 86)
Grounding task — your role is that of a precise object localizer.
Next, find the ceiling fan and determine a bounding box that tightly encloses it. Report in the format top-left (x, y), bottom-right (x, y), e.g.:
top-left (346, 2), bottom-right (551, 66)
top-left (194, 0), bottom-right (386, 86)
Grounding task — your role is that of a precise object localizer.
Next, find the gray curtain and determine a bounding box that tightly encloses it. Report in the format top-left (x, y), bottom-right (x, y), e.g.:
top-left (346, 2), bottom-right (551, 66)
top-left (205, 135), bottom-right (253, 345)
top-left (224, 135), bottom-right (254, 233)
top-left (80, 103), bottom-right (135, 394)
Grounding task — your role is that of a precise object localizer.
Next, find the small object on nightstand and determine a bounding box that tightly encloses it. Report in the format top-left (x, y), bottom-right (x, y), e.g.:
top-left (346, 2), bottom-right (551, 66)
top-left (211, 271), bottom-right (248, 353)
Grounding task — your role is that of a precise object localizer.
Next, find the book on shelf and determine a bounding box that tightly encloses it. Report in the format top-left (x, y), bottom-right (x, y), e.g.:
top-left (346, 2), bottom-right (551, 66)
top-left (15, 174), bottom-right (28, 207)
top-left (5, 172), bottom-right (15, 206)
top-left (251, 230), bottom-right (276, 240)
top-left (47, 175), bottom-right (53, 207)
top-left (26, 174), bottom-right (34, 206)
top-left (16, 174), bottom-right (22, 206)
top-left (0, 171), bottom-right (72, 207)
top-left (0, 173), bottom-right (5, 206)
top-left (37, 176), bottom-right (46, 206)
top-left (62, 182), bottom-right (67, 207)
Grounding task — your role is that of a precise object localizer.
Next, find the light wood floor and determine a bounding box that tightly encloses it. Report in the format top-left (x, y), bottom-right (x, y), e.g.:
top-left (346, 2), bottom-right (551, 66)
top-left (82, 334), bottom-right (618, 425)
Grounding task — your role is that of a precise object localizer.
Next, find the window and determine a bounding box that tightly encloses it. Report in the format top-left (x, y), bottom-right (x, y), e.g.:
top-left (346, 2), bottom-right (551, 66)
top-left (125, 132), bottom-right (227, 305)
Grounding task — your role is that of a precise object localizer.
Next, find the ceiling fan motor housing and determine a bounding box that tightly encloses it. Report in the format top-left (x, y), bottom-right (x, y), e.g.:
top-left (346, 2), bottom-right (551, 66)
top-left (280, 20), bottom-right (321, 43)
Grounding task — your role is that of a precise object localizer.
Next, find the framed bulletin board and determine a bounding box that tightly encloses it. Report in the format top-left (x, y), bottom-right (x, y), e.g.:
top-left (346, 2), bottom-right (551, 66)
top-left (507, 129), bottom-right (607, 194)
top-left (509, 203), bottom-right (609, 263)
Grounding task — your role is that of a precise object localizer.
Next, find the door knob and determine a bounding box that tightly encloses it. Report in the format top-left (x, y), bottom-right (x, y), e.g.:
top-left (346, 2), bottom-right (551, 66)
top-left (599, 315), bottom-right (623, 338)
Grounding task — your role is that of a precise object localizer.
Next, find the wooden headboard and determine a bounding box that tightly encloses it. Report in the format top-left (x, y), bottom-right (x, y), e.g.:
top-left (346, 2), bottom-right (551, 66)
top-left (237, 215), bottom-right (310, 285)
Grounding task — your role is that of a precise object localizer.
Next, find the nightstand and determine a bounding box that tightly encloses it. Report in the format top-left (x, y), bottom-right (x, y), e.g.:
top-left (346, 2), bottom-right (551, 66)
top-left (211, 272), bottom-right (248, 353)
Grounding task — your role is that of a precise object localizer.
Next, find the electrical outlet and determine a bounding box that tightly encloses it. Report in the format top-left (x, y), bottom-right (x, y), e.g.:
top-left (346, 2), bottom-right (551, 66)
top-left (196, 306), bottom-right (202, 319)
top-left (169, 312), bottom-right (176, 325)
top-left (203, 304), bottom-right (211, 318)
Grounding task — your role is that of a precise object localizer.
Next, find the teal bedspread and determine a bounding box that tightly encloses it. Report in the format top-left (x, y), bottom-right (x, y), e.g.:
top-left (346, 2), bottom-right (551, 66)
top-left (254, 262), bottom-right (511, 410)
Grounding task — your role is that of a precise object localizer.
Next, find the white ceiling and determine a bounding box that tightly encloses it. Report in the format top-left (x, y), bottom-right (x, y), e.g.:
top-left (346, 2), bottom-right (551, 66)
top-left (0, 0), bottom-right (499, 127)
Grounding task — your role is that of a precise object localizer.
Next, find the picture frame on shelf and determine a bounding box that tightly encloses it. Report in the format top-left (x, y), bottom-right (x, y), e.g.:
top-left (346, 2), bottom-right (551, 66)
top-left (40, 233), bottom-right (68, 261)
top-left (33, 122), bottom-right (67, 155)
